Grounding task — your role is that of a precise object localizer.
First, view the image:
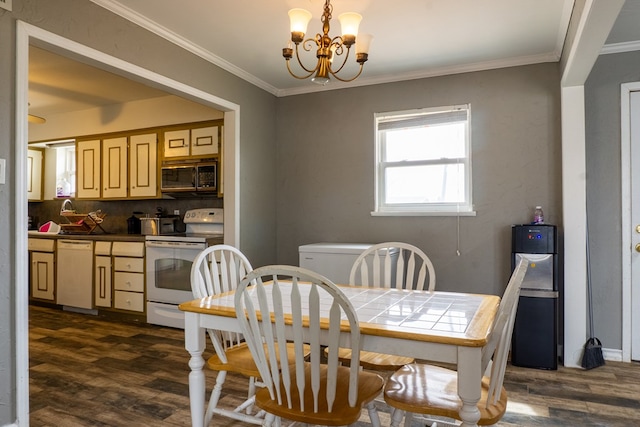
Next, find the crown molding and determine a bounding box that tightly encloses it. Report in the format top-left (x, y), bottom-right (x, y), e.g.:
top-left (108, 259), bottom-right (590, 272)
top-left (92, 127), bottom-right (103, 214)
top-left (601, 40), bottom-right (640, 55)
top-left (276, 52), bottom-right (560, 97)
top-left (90, 0), bottom-right (279, 95)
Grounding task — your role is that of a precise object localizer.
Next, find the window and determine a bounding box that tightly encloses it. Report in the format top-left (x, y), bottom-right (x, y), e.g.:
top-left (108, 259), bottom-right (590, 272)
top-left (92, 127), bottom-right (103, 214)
top-left (374, 105), bottom-right (473, 216)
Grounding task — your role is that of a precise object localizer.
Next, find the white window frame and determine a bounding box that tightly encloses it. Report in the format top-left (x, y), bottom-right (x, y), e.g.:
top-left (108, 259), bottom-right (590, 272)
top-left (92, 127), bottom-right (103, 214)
top-left (373, 105), bottom-right (475, 216)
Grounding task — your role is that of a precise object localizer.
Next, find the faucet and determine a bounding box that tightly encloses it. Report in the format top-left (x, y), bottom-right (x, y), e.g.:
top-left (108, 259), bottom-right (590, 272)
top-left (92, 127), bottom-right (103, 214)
top-left (60, 199), bottom-right (75, 214)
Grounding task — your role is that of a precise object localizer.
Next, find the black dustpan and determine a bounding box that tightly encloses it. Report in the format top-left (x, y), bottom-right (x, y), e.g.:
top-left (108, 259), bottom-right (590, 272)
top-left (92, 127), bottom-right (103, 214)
top-left (581, 218), bottom-right (605, 370)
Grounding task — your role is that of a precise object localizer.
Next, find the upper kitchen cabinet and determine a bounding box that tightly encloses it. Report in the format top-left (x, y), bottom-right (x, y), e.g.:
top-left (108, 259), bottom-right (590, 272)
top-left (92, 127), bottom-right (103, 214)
top-left (129, 133), bottom-right (158, 198)
top-left (27, 148), bottom-right (44, 201)
top-left (162, 121), bottom-right (222, 160)
top-left (102, 136), bottom-right (128, 199)
top-left (77, 132), bottom-right (159, 200)
top-left (76, 139), bottom-right (101, 199)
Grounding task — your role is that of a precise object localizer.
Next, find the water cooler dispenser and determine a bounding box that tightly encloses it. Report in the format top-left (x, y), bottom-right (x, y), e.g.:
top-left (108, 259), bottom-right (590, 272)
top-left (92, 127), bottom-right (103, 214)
top-left (511, 224), bottom-right (559, 370)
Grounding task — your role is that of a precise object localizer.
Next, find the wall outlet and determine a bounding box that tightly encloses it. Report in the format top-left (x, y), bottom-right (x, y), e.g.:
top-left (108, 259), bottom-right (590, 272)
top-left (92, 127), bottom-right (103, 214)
top-left (173, 209), bottom-right (180, 216)
top-left (0, 158), bottom-right (5, 184)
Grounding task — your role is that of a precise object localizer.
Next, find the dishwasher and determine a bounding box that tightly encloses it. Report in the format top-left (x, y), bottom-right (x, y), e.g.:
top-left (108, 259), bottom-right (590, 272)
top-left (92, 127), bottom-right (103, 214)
top-left (56, 239), bottom-right (94, 310)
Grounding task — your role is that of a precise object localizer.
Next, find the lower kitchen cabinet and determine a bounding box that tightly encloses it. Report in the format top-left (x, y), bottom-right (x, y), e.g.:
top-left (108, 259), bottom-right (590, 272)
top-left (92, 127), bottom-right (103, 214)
top-left (94, 241), bottom-right (112, 307)
top-left (111, 241), bottom-right (145, 313)
top-left (28, 238), bottom-right (56, 301)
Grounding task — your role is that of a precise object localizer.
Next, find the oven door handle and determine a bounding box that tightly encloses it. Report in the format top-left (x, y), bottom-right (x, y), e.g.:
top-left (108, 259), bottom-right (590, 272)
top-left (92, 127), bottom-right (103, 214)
top-left (145, 241), bottom-right (206, 249)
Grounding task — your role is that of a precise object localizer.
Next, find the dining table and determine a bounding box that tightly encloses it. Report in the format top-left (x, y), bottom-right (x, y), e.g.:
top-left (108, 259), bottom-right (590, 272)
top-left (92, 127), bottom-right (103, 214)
top-left (179, 284), bottom-right (501, 427)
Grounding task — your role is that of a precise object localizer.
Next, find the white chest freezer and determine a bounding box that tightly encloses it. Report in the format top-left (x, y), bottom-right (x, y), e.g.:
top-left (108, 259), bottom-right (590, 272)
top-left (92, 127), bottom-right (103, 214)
top-left (298, 243), bottom-right (398, 285)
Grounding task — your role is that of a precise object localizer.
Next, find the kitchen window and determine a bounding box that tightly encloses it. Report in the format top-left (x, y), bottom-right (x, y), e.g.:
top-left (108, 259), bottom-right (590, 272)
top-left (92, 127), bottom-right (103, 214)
top-left (373, 104), bottom-right (474, 216)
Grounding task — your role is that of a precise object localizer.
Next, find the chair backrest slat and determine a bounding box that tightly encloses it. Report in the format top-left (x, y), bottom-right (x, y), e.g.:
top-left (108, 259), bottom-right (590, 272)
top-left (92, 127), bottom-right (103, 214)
top-left (191, 244), bottom-right (253, 362)
top-left (235, 265), bottom-right (362, 413)
top-left (350, 242), bottom-right (436, 291)
top-left (482, 257), bottom-right (529, 407)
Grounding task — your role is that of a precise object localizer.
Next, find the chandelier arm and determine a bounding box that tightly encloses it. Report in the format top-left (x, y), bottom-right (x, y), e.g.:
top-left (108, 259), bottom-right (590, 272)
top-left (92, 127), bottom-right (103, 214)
top-left (294, 38), bottom-right (322, 73)
top-left (285, 59), bottom-right (316, 80)
top-left (328, 62), bottom-right (364, 83)
top-left (327, 42), bottom-right (352, 75)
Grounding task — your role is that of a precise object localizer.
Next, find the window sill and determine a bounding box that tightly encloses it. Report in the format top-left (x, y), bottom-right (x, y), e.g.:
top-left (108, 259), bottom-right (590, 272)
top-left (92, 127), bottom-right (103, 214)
top-left (371, 210), bottom-right (477, 217)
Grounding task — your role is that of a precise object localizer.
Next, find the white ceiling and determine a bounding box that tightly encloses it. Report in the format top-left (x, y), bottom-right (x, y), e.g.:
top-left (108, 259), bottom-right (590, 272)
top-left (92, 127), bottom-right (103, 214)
top-left (28, 0), bottom-right (640, 119)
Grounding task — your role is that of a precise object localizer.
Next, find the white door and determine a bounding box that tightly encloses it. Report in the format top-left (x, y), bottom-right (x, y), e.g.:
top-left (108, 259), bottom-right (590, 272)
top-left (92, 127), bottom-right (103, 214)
top-left (631, 90), bottom-right (640, 360)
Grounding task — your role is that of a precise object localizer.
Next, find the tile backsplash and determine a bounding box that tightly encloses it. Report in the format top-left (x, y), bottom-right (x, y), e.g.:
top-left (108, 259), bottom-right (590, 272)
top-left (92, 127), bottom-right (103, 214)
top-left (28, 197), bottom-right (223, 234)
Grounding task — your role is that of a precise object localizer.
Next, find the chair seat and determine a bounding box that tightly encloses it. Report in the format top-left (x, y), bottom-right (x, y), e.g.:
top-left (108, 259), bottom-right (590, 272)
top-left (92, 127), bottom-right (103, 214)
top-left (255, 362), bottom-right (384, 426)
top-left (335, 347), bottom-right (415, 371)
top-left (208, 342), bottom-right (309, 378)
top-left (384, 363), bottom-right (507, 426)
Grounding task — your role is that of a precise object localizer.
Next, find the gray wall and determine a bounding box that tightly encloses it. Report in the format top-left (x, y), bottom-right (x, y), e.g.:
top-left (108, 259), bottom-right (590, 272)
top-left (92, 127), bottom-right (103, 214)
top-left (0, 0), bottom-right (278, 424)
top-left (585, 50), bottom-right (640, 349)
top-left (275, 63), bottom-right (563, 297)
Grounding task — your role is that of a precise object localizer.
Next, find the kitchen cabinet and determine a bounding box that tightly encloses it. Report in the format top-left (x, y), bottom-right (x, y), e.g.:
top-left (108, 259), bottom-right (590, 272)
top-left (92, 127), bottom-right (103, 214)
top-left (28, 238), bottom-right (55, 301)
top-left (102, 136), bottom-right (128, 199)
top-left (94, 241), bottom-right (112, 308)
top-left (77, 133), bottom-right (159, 200)
top-left (76, 139), bottom-right (102, 199)
top-left (27, 148), bottom-right (44, 201)
top-left (129, 133), bottom-right (158, 198)
top-left (112, 241), bottom-right (145, 313)
top-left (162, 122), bottom-right (221, 159)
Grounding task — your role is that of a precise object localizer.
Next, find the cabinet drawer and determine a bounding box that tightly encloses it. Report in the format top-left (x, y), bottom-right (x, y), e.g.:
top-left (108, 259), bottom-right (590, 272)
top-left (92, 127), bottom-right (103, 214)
top-left (114, 257), bottom-right (144, 273)
top-left (114, 271), bottom-right (144, 292)
top-left (94, 241), bottom-right (112, 256)
top-left (28, 238), bottom-right (55, 252)
top-left (111, 241), bottom-right (144, 257)
top-left (114, 291), bottom-right (145, 312)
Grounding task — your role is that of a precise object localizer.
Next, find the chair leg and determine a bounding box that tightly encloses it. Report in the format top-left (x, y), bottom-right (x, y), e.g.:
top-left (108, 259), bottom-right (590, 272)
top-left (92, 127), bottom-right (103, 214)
top-left (246, 376), bottom-right (256, 414)
top-left (389, 407), bottom-right (405, 427)
top-left (205, 370), bottom-right (227, 425)
top-left (264, 413), bottom-right (276, 427)
top-left (366, 401), bottom-right (382, 427)
top-left (403, 412), bottom-right (413, 427)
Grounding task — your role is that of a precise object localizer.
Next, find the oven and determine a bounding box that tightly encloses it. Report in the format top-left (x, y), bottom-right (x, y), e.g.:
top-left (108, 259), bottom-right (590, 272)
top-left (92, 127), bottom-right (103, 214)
top-left (145, 208), bottom-right (223, 328)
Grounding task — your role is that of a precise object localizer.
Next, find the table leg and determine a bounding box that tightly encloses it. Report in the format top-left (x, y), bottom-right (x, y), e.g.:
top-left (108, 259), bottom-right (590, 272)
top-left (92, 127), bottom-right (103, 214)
top-left (185, 312), bottom-right (207, 427)
top-left (457, 346), bottom-right (482, 427)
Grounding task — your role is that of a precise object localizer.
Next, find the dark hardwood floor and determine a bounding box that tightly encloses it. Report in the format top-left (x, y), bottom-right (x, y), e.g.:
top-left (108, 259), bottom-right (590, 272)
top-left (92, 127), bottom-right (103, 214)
top-left (29, 305), bottom-right (640, 426)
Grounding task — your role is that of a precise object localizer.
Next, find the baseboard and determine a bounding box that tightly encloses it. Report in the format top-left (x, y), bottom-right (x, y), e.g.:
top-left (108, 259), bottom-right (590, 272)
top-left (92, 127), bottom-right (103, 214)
top-left (603, 347), bottom-right (623, 362)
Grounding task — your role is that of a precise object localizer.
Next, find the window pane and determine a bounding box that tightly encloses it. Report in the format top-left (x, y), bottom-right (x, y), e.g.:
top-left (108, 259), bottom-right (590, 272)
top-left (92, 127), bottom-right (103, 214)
top-left (385, 122), bottom-right (465, 162)
top-left (384, 164), bottom-right (466, 204)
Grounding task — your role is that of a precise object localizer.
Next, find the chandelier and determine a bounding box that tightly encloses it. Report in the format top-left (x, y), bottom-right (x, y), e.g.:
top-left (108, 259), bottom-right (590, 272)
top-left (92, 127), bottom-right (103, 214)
top-left (282, 0), bottom-right (372, 85)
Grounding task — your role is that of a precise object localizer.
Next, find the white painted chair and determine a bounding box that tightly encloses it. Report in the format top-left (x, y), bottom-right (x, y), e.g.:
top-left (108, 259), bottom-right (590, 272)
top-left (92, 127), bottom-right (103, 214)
top-left (190, 244), bottom-right (265, 425)
top-left (383, 257), bottom-right (530, 427)
top-left (234, 265), bottom-right (384, 427)
top-left (338, 242), bottom-right (436, 371)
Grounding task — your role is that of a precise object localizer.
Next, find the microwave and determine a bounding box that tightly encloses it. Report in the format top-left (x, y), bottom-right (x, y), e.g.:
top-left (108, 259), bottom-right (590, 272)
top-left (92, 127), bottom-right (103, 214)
top-left (161, 161), bottom-right (217, 192)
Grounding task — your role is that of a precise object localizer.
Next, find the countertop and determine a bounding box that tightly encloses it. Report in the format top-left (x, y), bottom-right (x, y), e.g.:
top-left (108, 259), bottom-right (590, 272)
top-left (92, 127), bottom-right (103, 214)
top-left (27, 231), bottom-right (146, 242)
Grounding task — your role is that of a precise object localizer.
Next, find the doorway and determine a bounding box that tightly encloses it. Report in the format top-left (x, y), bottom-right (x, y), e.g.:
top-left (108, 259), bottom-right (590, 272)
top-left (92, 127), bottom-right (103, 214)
top-left (15, 20), bottom-right (240, 424)
top-left (622, 83), bottom-right (640, 362)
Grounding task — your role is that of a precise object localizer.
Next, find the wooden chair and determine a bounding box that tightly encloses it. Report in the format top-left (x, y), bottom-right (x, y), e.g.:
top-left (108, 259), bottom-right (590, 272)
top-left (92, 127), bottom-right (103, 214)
top-left (383, 257), bottom-right (530, 427)
top-left (234, 265), bottom-right (384, 427)
top-left (190, 245), bottom-right (267, 425)
top-left (337, 242), bottom-right (437, 371)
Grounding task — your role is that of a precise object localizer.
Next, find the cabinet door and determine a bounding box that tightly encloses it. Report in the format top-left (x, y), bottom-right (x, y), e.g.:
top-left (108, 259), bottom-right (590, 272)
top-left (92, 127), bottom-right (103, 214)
top-left (190, 126), bottom-right (219, 157)
top-left (95, 255), bottom-right (112, 307)
top-left (76, 139), bottom-right (101, 199)
top-left (102, 137), bottom-right (128, 199)
top-left (31, 251), bottom-right (55, 301)
top-left (163, 129), bottom-right (190, 158)
top-left (27, 148), bottom-right (44, 201)
top-left (129, 133), bottom-right (158, 198)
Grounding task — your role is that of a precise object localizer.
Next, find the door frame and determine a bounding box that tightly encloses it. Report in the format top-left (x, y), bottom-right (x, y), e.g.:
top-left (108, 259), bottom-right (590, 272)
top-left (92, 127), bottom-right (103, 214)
top-left (15, 21), bottom-right (241, 424)
top-left (621, 82), bottom-right (640, 362)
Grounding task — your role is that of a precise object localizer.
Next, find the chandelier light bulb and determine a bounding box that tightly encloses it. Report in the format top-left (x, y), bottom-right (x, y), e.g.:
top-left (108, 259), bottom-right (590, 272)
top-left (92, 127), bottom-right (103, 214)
top-left (338, 12), bottom-right (362, 46)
